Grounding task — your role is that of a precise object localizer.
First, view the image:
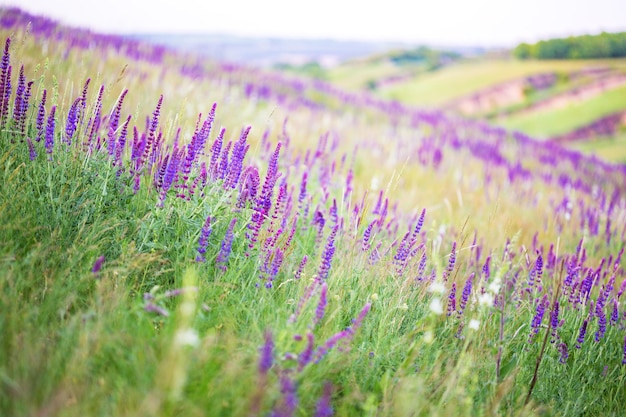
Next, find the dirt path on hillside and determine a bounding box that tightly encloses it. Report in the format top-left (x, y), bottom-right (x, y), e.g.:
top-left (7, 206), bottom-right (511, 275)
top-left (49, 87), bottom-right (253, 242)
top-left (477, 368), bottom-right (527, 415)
top-left (515, 73), bottom-right (626, 115)
top-left (444, 67), bottom-right (626, 117)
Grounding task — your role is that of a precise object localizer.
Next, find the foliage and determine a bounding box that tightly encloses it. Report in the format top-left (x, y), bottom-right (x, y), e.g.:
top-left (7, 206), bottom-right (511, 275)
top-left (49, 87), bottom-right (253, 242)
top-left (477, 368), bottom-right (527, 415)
top-left (388, 46), bottom-right (461, 70)
top-left (514, 32), bottom-right (626, 60)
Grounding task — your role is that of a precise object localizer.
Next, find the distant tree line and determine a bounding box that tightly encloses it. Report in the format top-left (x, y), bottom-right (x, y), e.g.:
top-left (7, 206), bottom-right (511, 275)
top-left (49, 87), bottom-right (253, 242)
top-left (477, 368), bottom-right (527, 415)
top-left (514, 32), bottom-right (626, 60)
top-left (389, 46), bottom-right (460, 70)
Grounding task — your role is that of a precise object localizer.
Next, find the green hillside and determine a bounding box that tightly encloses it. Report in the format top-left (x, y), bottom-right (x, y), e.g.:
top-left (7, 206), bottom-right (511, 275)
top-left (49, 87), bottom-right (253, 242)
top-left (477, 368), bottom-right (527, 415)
top-left (501, 84), bottom-right (626, 137)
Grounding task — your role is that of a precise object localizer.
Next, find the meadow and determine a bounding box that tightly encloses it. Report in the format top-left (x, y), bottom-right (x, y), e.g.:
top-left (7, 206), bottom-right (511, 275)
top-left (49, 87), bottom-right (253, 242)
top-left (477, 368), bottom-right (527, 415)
top-left (1, 7), bottom-right (626, 417)
top-left (327, 52), bottom-right (626, 161)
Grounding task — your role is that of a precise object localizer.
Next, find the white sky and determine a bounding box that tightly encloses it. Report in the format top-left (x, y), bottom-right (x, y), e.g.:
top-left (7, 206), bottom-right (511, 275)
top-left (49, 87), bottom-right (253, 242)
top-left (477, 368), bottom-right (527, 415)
top-left (3, 0), bottom-right (626, 47)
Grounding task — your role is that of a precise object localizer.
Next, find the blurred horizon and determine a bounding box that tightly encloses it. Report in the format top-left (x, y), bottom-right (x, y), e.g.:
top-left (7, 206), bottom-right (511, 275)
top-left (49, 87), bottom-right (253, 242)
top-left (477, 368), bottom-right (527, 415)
top-left (3, 0), bottom-right (626, 48)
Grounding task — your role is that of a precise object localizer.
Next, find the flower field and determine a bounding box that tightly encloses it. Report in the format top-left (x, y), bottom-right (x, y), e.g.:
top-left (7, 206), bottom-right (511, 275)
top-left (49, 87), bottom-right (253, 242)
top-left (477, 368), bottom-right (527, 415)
top-left (1, 7), bottom-right (625, 417)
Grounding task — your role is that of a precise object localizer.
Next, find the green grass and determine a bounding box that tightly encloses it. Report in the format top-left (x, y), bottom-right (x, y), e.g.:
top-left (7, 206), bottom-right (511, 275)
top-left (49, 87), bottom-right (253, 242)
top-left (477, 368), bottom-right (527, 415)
top-left (374, 58), bottom-right (626, 106)
top-left (325, 59), bottom-right (411, 91)
top-left (500, 85), bottom-right (626, 138)
top-left (569, 132), bottom-right (626, 163)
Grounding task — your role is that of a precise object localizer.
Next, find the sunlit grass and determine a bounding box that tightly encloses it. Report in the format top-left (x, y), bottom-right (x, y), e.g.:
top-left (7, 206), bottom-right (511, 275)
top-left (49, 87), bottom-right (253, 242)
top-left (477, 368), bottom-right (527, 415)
top-left (377, 58), bottom-right (626, 106)
top-left (569, 132), bottom-right (626, 163)
top-left (501, 85), bottom-right (626, 138)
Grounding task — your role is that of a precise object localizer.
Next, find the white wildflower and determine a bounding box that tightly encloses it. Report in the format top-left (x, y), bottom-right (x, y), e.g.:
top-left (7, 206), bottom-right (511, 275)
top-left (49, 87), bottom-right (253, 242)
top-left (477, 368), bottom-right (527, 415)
top-left (468, 319), bottom-right (480, 330)
top-left (478, 292), bottom-right (494, 307)
top-left (174, 328), bottom-right (200, 347)
top-left (429, 297), bottom-right (444, 315)
top-left (487, 278), bottom-right (501, 295)
top-left (429, 281), bottom-right (446, 295)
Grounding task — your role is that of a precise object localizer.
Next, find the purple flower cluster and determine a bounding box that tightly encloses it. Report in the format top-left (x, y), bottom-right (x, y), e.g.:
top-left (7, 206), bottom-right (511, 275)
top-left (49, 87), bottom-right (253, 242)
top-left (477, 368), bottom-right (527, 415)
top-left (317, 225), bottom-right (338, 282)
top-left (442, 241), bottom-right (457, 282)
top-left (0, 38), bottom-right (11, 127)
top-left (196, 215), bottom-right (212, 262)
top-left (259, 330), bottom-right (274, 374)
top-left (11, 65), bottom-right (33, 135)
top-left (216, 218), bottom-right (237, 271)
top-left (44, 105), bottom-right (56, 158)
top-left (313, 302), bottom-right (371, 364)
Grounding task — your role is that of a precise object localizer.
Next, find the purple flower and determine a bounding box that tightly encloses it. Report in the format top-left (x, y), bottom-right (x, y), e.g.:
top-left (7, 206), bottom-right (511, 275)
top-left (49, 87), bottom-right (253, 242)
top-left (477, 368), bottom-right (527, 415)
top-left (225, 125), bottom-right (250, 188)
top-left (144, 302), bottom-right (169, 316)
top-left (259, 330), bottom-right (274, 374)
top-left (314, 211), bottom-right (326, 243)
top-left (579, 270), bottom-right (594, 302)
top-left (535, 253), bottom-right (543, 281)
top-left (447, 282), bottom-right (457, 316)
top-left (298, 331), bottom-right (315, 371)
top-left (622, 336), bottom-right (626, 365)
top-left (21, 78), bottom-right (33, 132)
top-left (458, 272), bottom-right (474, 316)
top-left (183, 105), bottom-right (216, 179)
top-left (527, 252), bottom-right (543, 292)
top-left (217, 140), bottom-right (231, 180)
top-left (164, 288), bottom-right (195, 298)
top-left (157, 146), bottom-right (183, 204)
top-left (314, 282), bottom-right (328, 326)
top-left (442, 241), bottom-right (456, 282)
top-left (317, 225), bottom-right (338, 282)
top-left (618, 278), bottom-right (626, 299)
top-left (529, 295), bottom-right (547, 343)
top-left (0, 38), bottom-right (11, 126)
top-left (482, 256), bottom-right (491, 282)
top-left (314, 382), bottom-right (334, 417)
top-left (274, 372), bottom-right (297, 417)
top-left (35, 89), bottom-right (46, 142)
top-left (113, 115), bottom-right (131, 169)
top-left (79, 78), bottom-right (91, 109)
top-left (576, 319), bottom-right (588, 349)
top-left (362, 221), bottom-right (375, 252)
top-left (85, 85), bottom-right (104, 150)
top-left (594, 309), bottom-right (606, 342)
top-left (216, 218), bottom-right (237, 271)
top-left (265, 248), bottom-right (284, 288)
top-left (26, 137), bottom-right (37, 161)
top-left (416, 251), bottom-right (427, 281)
top-left (11, 65), bottom-right (25, 132)
top-left (189, 162), bottom-right (208, 199)
top-left (142, 94), bottom-right (162, 161)
top-left (106, 89), bottom-right (128, 155)
top-left (91, 255), bottom-right (105, 276)
top-left (259, 142), bottom-right (282, 215)
top-left (196, 215), bottom-right (212, 262)
top-left (550, 301), bottom-right (560, 329)
top-left (45, 105), bottom-right (56, 157)
top-left (65, 98), bottom-right (81, 145)
top-left (558, 342), bottom-right (568, 364)
top-left (329, 198), bottom-right (338, 224)
top-left (209, 127), bottom-right (225, 179)
top-left (313, 302), bottom-right (371, 363)
top-left (610, 299), bottom-right (619, 326)
top-left (294, 255), bottom-right (307, 280)
top-left (393, 232), bottom-right (412, 275)
top-left (411, 208), bottom-right (426, 242)
top-left (237, 166), bottom-right (260, 209)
